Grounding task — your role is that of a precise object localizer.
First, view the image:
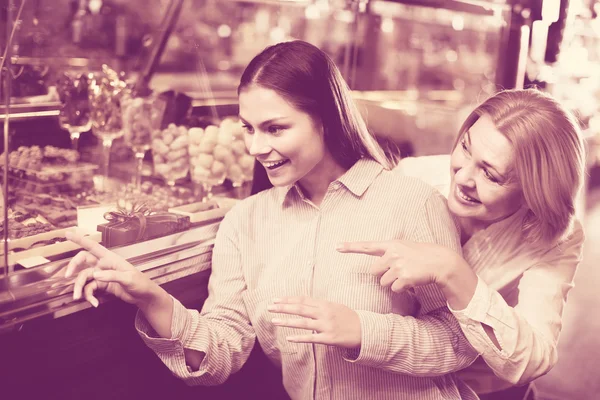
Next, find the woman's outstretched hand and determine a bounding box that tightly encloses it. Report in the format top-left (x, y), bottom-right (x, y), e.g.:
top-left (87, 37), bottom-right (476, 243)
top-left (336, 240), bottom-right (462, 292)
top-left (336, 240), bottom-right (477, 309)
top-left (64, 231), bottom-right (162, 309)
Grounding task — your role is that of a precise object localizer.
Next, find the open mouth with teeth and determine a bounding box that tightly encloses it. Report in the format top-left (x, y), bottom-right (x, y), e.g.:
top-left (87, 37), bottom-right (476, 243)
top-left (456, 186), bottom-right (481, 204)
top-left (263, 159), bottom-right (290, 170)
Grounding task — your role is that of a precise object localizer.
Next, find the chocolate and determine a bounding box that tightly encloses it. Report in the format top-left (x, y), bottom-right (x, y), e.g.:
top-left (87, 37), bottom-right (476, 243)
top-left (11, 236), bottom-right (68, 253)
top-left (44, 211), bottom-right (68, 225)
top-left (13, 211), bottom-right (34, 222)
top-left (34, 194), bottom-right (52, 206)
top-left (0, 220), bottom-right (53, 239)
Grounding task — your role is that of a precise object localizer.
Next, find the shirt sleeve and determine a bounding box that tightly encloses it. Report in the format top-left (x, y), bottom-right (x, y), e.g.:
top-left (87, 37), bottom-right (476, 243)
top-left (345, 190), bottom-right (480, 375)
top-left (450, 220), bottom-right (585, 385)
top-left (135, 209), bottom-right (256, 386)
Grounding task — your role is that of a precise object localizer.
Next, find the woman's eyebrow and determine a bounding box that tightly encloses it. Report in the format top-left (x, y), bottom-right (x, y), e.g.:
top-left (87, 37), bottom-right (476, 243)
top-left (239, 116), bottom-right (288, 128)
top-left (481, 159), bottom-right (508, 180)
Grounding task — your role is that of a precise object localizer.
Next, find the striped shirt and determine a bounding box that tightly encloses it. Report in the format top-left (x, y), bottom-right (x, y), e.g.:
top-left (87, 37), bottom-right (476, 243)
top-left (399, 155), bottom-right (585, 394)
top-left (136, 158), bottom-right (479, 400)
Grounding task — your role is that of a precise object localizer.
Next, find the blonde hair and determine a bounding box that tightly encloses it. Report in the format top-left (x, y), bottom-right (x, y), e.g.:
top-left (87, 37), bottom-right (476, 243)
top-left (455, 89), bottom-right (586, 244)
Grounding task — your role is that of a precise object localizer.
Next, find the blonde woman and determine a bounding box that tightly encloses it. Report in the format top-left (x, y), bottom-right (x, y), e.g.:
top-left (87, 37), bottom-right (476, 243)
top-left (339, 89), bottom-right (586, 400)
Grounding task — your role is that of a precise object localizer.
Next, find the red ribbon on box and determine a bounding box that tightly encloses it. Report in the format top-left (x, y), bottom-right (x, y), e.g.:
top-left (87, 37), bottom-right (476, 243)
top-left (99, 202), bottom-right (190, 248)
top-left (103, 203), bottom-right (152, 243)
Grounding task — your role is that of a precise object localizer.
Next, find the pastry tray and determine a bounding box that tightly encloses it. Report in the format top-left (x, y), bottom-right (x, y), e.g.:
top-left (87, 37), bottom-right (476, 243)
top-left (2, 162), bottom-right (98, 184)
top-left (4, 226), bottom-right (102, 268)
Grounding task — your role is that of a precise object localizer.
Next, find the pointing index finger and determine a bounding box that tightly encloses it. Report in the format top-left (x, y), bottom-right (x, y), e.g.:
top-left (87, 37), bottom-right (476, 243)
top-left (65, 231), bottom-right (110, 259)
top-left (336, 241), bottom-right (389, 257)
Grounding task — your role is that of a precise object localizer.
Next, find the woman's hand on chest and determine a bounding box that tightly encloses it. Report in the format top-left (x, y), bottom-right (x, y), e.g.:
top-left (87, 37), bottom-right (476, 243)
top-left (267, 296), bottom-right (362, 349)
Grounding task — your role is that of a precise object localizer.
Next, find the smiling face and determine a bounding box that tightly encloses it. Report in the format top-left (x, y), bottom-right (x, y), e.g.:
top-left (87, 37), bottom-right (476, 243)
top-left (239, 85), bottom-right (343, 191)
top-left (448, 113), bottom-right (524, 231)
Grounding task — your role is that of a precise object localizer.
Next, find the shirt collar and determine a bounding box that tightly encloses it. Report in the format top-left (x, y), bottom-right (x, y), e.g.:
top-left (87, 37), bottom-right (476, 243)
top-left (275, 158), bottom-right (384, 206)
top-left (464, 206), bottom-right (529, 247)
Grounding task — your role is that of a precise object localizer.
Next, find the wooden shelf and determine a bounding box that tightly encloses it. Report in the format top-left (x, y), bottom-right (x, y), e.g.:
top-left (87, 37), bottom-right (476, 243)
top-left (0, 101), bottom-right (61, 122)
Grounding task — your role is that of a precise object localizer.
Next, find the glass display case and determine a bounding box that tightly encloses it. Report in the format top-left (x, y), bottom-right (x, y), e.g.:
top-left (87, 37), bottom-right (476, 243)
top-left (150, 0), bottom-right (515, 154)
top-left (0, 0), bottom-right (516, 328)
top-left (0, 0), bottom-right (364, 329)
top-left (350, 0), bottom-right (513, 156)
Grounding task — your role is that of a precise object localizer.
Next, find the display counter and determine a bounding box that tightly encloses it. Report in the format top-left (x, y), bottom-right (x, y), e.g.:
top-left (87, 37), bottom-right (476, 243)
top-left (0, 215), bottom-right (293, 400)
top-left (0, 218), bottom-right (219, 334)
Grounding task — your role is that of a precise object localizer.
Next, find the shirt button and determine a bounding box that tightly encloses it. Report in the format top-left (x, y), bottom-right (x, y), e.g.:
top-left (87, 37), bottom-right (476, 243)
top-left (331, 182), bottom-right (341, 190)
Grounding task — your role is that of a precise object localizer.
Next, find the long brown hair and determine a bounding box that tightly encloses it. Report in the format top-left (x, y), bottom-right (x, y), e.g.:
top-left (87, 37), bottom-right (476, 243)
top-left (239, 40), bottom-right (393, 195)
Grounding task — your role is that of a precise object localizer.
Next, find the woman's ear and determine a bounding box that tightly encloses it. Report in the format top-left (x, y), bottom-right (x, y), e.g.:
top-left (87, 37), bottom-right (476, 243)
top-left (317, 120), bottom-right (325, 138)
top-left (310, 115), bottom-right (325, 137)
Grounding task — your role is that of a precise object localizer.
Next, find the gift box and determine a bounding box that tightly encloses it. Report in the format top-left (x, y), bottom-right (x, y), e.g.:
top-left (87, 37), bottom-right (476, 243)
top-left (97, 207), bottom-right (191, 248)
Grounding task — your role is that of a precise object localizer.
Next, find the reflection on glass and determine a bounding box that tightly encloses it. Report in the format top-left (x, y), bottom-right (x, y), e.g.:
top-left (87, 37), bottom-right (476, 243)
top-left (187, 124), bottom-right (225, 203)
top-left (88, 66), bottom-right (128, 192)
top-left (187, 116), bottom-right (255, 202)
top-left (363, 2), bottom-right (504, 94)
top-left (121, 95), bottom-right (166, 189)
top-left (57, 73), bottom-right (92, 150)
top-left (149, 0), bottom-right (355, 95)
top-left (151, 124), bottom-right (190, 188)
top-left (193, 171), bottom-right (226, 203)
top-left (221, 118), bottom-right (254, 199)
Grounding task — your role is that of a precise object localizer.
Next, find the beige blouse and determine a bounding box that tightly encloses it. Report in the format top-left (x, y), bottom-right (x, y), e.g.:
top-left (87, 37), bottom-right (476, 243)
top-left (136, 159), bottom-right (480, 400)
top-left (400, 155), bottom-right (585, 394)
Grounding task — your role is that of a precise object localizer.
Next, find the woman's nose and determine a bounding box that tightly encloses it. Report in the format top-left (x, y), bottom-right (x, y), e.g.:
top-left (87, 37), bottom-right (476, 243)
top-left (454, 163), bottom-right (476, 187)
top-left (247, 131), bottom-right (270, 156)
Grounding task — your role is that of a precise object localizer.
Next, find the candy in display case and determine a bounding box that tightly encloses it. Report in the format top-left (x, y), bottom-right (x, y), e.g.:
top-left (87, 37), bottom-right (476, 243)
top-left (187, 116), bottom-right (254, 200)
top-left (0, 146), bottom-right (100, 241)
top-left (151, 123), bottom-right (191, 186)
top-left (3, 161), bottom-right (98, 195)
